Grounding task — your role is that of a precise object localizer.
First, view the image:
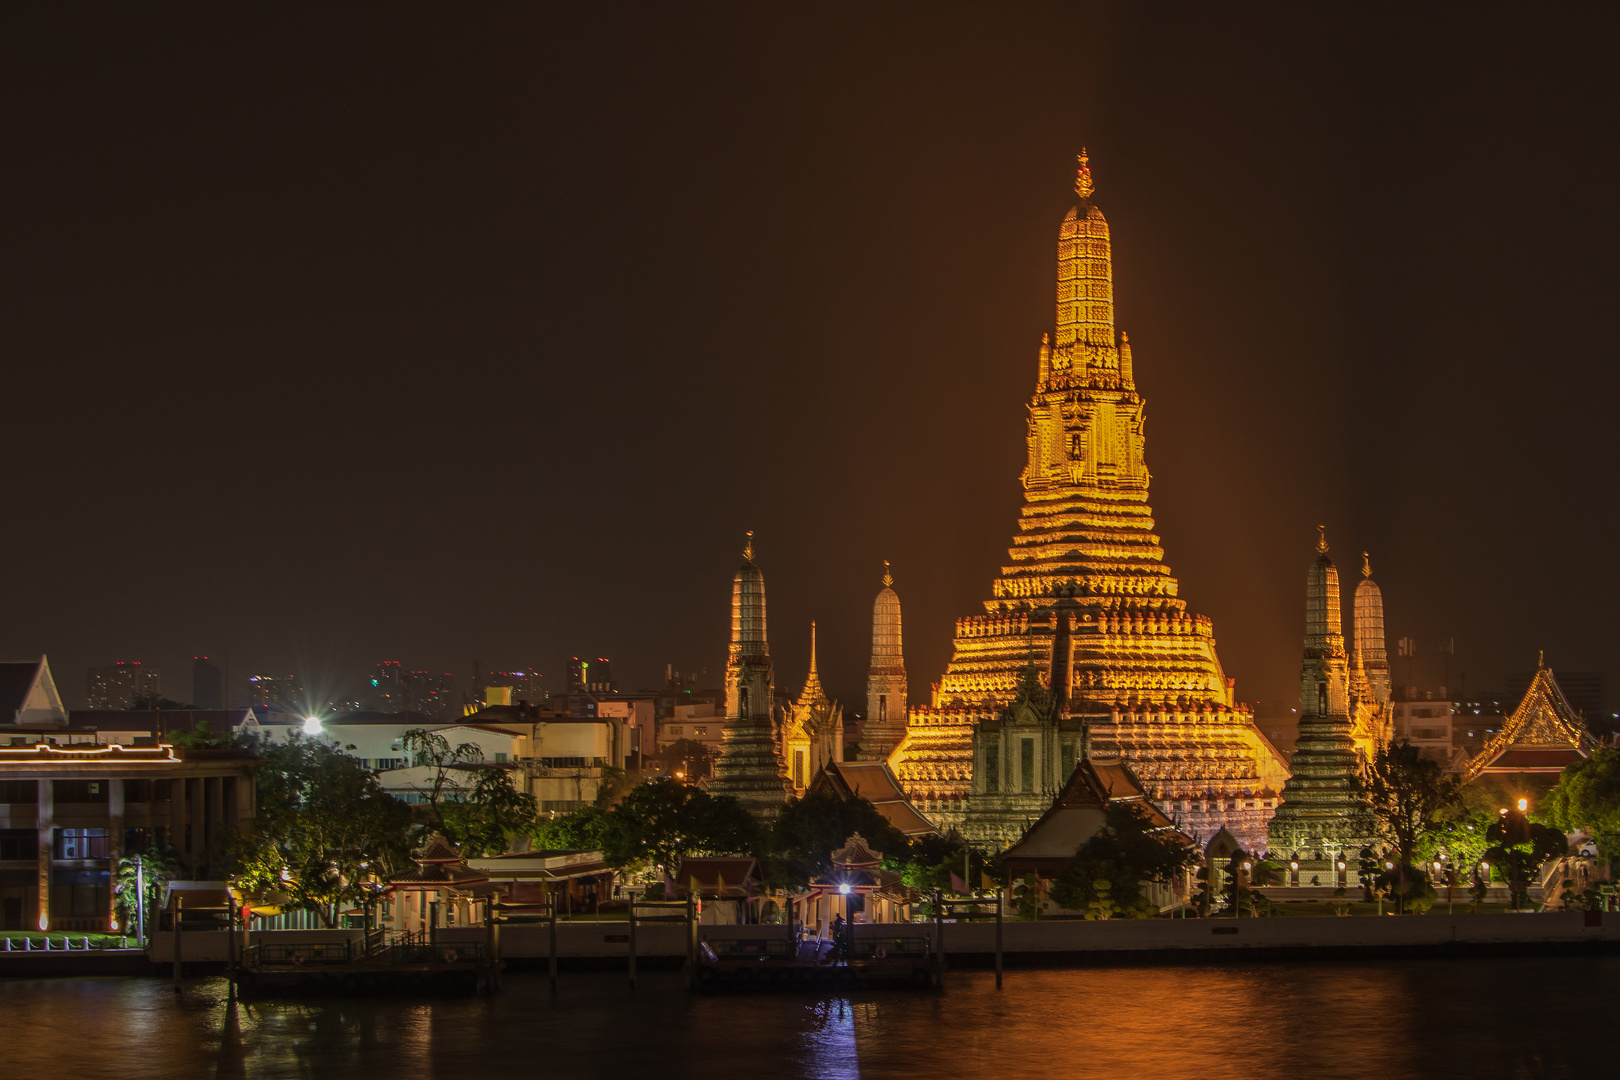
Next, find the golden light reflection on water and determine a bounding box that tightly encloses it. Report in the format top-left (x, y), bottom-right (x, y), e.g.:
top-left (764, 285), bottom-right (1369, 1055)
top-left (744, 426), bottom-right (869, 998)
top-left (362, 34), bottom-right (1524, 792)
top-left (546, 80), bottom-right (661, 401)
top-left (1, 960), bottom-right (1612, 1080)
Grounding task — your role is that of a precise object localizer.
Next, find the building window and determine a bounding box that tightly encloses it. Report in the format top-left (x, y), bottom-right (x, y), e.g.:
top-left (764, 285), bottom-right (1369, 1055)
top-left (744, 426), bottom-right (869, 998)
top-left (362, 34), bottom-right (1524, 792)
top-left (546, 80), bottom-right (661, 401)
top-left (0, 781), bottom-right (38, 804)
top-left (669, 727), bottom-right (683, 737)
top-left (0, 830), bottom-right (36, 861)
top-left (52, 780), bottom-right (109, 805)
top-left (793, 750), bottom-right (805, 788)
top-left (694, 726), bottom-right (707, 736)
top-left (49, 868), bottom-right (109, 920)
top-left (55, 829), bottom-right (110, 860)
top-left (494, 753), bottom-right (507, 764)
top-left (1020, 739), bottom-right (1035, 793)
top-left (740, 688), bottom-right (750, 715)
top-left (985, 744), bottom-right (1000, 793)
top-left (1060, 742), bottom-right (1076, 782)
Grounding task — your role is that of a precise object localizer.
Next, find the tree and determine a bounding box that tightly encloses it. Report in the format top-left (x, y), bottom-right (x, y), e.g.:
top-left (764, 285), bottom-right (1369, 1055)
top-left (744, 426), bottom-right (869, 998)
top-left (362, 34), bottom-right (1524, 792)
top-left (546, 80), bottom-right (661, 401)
top-left (1048, 803), bottom-right (1199, 918)
top-left (771, 789), bottom-right (909, 888)
top-left (654, 738), bottom-right (716, 781)
top-left (1365, 741), bottom-right (1462, 908)
top-left (441, 767), bottom-right (539, 857)
top-left (233, 735), bottom-right (414, 926)
top-left (532, 804), bottom-right (616, 853)
top-left (1483, 805), bottom-right (1567, 910)
top-left (399, 729), bottom-right (482, 834)
top-left (604, 777), bottom-right (760, 872)
top-left (113, 845), bottom-right (181, 939)
top-left (1544, 747), bottom-right (1620, 869)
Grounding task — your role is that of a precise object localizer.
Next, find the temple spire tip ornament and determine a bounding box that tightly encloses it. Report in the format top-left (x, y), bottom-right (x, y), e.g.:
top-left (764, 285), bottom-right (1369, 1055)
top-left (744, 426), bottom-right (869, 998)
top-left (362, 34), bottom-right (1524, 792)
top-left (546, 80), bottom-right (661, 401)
top-left (882, 560), bottom-right (893, 588)
top-left (743, 530), bottom-right (754, 562)
top-left (1074, 148), bottom-right (1094, 199)
top-left (1362, 551), bottom-right (1371, 578)
top-left (1316, 525), bottom-right (1329, 554)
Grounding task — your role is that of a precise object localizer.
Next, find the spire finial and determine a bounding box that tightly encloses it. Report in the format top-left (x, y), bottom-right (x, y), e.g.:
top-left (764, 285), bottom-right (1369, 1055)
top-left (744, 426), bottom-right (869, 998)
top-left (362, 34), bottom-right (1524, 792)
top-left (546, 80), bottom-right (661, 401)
top-left (809, 620), bottom-right (818, 674)
top-left (1074, 148), bottom-right (1094, 199)
top-left (1316, 525), bottom-right (1328, 554)
top-left (743, 530), bottom-right (754, 562)
top-left (1361, 551), bottom-right (1371, 578)
top-left (1539, 648), bottom-right (1545, 669)
top-left (882, 560), bottom-right (893, 588)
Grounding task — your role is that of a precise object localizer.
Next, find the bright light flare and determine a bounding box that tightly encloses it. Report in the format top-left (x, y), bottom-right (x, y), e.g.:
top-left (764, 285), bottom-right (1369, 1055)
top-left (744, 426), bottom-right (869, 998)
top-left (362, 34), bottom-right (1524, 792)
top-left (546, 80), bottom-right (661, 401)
top-left (303, 715), bottom-right (323, 735)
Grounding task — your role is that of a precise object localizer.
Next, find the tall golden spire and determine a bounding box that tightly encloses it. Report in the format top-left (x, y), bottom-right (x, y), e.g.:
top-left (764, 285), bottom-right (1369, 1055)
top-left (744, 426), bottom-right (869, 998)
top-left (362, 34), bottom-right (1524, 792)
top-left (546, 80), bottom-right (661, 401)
top-left (1074, 148), bottom-right (1094, 199)
top-left (798, 620), bottom-right (826, 707)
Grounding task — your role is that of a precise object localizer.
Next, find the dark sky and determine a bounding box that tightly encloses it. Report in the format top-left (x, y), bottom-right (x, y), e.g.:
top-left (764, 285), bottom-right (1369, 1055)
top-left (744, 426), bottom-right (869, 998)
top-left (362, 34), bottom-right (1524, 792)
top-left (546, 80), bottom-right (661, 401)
top-left (2, 6), bottom-right (1616, 722)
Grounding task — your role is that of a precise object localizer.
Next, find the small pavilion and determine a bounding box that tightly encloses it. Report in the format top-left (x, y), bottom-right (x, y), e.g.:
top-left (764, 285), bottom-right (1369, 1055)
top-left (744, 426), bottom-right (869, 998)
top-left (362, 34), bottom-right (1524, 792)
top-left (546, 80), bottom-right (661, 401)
top-left (799, 833), bottom-right (913, 932)
top-left (385, 834), bottom-right (491, 933)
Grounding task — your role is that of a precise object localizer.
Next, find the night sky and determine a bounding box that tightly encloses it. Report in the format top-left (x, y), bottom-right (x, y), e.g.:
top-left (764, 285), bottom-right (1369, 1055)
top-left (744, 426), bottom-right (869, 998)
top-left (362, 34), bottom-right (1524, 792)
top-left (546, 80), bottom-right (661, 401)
top-left (2, 6), bottom-right (1616, 724)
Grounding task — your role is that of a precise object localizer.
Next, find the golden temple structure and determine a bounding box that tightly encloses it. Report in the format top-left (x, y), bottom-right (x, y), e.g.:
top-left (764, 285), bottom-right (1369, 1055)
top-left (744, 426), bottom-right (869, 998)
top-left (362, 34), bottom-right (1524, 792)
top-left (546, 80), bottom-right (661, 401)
top-left (780, 621), bottom-right (844, 794)
top-left (1267, 530), bottom-right (1378, 876)
top-left (860, 563), bottom-right (908, 761)
top-left (708, 533), bottom-right (793, 817)
top-left (1465, 657), bottom-right (1596, 783)
top-left (890, 154), bottom-right (1289, 849)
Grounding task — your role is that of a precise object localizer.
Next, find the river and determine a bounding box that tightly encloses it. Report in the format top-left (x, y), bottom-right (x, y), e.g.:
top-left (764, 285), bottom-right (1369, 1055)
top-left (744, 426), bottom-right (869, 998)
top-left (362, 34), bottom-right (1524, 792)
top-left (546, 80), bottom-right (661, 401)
top-left (4, 957), bottom-right (1615, 1079)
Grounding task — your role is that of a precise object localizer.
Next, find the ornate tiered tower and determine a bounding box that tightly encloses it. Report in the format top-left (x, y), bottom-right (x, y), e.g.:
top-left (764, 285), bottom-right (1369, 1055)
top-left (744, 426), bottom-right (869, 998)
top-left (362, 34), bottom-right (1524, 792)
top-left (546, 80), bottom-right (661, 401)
top-left (892, 154), bottom-right (1289, 849)
top-left (708, 533), bottom-right (791, 817)
top-left (1348, 551), bottom-right (1394, 761)
top-left (1268, 530), bottom-right (1377, 876)
top-left (781, 622), bottom-right (844, 794)
top-left (1354, 553), bottom-right (1392, 705)
top-left (861, 562), bottom-right (908, 761)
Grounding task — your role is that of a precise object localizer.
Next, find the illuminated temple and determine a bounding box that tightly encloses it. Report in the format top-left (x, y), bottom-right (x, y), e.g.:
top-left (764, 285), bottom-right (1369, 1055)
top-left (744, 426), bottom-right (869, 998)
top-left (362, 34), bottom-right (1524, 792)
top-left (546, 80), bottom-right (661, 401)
top-left (891, 154), bottom-right (1289, 850)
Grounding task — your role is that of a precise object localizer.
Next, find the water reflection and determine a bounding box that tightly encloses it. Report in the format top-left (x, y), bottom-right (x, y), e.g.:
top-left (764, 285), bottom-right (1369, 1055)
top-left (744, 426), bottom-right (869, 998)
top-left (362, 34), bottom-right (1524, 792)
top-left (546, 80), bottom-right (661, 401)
top-left (1, 958), bottom-right (1614, 1079)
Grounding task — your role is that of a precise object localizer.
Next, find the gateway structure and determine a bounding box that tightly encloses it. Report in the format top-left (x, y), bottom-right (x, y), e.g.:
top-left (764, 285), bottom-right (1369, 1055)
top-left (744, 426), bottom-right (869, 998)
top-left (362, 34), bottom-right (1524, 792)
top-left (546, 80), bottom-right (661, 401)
top-left (891, 154), bottom-right (1289, 849)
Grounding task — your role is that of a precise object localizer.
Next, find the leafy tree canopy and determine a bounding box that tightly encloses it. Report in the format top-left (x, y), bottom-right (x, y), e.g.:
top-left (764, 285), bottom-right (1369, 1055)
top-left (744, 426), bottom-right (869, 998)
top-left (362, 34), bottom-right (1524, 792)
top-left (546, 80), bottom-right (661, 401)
top-left (770, 789), bottom-right (910, 888)
top-left (1365, 740), bottom-right (1461, 873)
top-left (441, 767), bottom-right (539, 857)
top-left (1049, 802), bottom-right (1198, 918)
top-left (1544, 747), bottom-right (1620, 864)
top-left (233, 734), bottom-right (413, 926)
top-left (602, 777), bottom-right (761, 872)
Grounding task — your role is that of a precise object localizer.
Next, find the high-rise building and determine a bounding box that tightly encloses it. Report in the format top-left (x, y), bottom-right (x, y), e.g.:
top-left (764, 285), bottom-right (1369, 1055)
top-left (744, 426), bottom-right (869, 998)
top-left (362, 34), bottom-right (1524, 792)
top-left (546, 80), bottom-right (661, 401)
top-left (192, 657), bottom-right (224, 710)
top-left (485, 669), bottom-right (545, 706)
top-left (890, 154), bottom-right (1289, 847)
top-left (567, 657), bottom-right (615, 695)
top-left (1268, 531), bottom-right (1378, 878)
top-left (246, 674), bottom-right (305, 712)
top-left (86, 662), bottom-right (161, 710)
top-left (860, 563), bottom-right (908, 761)
top-left (707, 533), bottom-right (791, 816)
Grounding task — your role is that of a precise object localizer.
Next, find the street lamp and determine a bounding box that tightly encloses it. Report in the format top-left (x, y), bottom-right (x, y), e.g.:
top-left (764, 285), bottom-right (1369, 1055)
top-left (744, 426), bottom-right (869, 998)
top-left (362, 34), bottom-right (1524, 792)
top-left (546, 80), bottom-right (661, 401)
top-left (1517, 798), bottom-right (1528, 812)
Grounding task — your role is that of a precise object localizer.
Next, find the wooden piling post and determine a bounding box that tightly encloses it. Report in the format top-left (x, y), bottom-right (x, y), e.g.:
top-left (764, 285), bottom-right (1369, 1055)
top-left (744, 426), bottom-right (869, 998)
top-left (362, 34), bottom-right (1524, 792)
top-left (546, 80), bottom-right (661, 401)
top-left (172, 894), bottom-right (183, 994)
top-left (548, 899), bottom-right (558, 990)
top-left (627, 890), bottom-right (638, 990)
top-left (995, 888), bottom-right (1004, 989)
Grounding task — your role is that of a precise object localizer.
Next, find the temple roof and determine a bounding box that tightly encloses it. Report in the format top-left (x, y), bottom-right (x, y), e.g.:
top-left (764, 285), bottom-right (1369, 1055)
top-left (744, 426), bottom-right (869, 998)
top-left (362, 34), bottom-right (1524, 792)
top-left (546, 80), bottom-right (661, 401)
top-left (671, 857), bottom-right (762, 899)
top-left (1466, 663), bottom-right (1595, 780)
top-left (1003, 758), bottom-right (1186, 864)
top-left (830, 833), bottom-right (883, 868)
top-left (415, 834), bottom-right (463, 864)
top-left (808, 760), bottom-right (939, 837)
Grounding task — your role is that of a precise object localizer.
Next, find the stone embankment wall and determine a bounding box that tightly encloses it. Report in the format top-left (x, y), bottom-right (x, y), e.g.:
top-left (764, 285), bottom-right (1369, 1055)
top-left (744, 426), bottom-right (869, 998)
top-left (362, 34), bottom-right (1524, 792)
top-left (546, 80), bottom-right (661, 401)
top-left (140, 912), bottom-right (1619, 969)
